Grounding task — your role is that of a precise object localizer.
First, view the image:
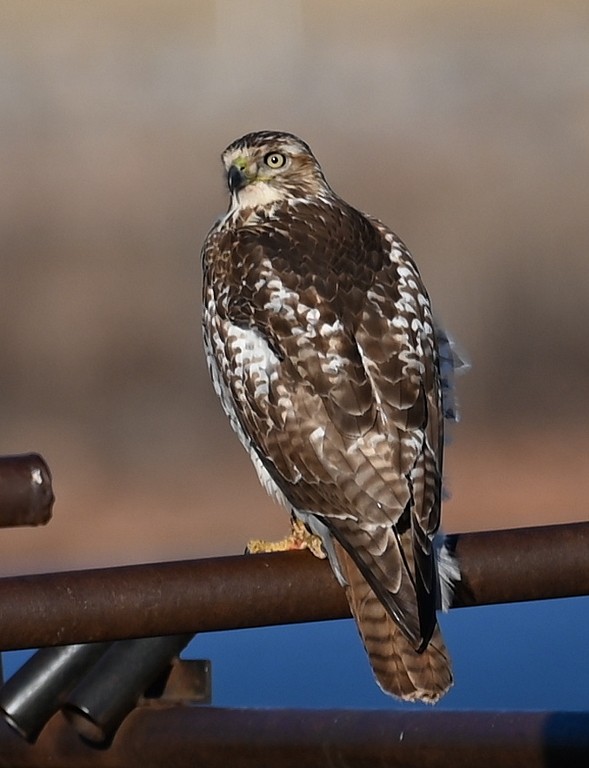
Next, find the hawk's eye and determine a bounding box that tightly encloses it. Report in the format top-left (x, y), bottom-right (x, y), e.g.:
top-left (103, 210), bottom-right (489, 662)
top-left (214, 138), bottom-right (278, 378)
top-left (264, 152), bottom-right (286, 169)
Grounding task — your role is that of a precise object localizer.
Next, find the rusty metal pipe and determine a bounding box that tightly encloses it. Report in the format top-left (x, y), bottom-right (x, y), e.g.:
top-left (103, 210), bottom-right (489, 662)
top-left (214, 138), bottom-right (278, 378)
top-left (0, 643), bottom-right (112, 742)
top-left (0, 521), bottom-right (587, 651)
top-left (62, 634), bottom-right (193, 744)
top-left (0, 708), bottom-right (587, 768)
top-left (449, 521), bottom-right (589, 606)
top-left (0, 455), bottom-right (54, 528)
top-left (0, 549), bottom-right (348, 651)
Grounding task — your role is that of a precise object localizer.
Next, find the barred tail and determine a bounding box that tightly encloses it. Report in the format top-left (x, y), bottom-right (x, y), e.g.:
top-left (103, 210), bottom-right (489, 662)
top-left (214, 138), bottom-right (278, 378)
top-left (336, 544), bottom-right (453, 703)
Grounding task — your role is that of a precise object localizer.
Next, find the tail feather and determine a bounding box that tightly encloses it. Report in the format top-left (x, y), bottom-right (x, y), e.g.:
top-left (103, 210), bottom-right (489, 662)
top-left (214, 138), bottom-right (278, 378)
top-left (336, 543), bottom-right (453, 703)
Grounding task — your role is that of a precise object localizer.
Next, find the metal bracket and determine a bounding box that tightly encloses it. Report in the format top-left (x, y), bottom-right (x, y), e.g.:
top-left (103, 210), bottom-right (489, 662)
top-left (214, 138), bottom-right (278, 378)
top-left (141, 658), bottom-right (212, 707)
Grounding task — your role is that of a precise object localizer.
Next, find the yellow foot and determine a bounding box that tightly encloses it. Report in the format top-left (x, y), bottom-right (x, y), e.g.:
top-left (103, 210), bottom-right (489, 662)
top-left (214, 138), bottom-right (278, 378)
top-left (246, 518), bottom-right (326, 559)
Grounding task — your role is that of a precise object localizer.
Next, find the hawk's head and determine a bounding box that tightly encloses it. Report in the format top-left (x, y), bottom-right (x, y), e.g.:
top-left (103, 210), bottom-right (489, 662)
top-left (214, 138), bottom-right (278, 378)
top-left (221, 131), bottom-right (330, 209)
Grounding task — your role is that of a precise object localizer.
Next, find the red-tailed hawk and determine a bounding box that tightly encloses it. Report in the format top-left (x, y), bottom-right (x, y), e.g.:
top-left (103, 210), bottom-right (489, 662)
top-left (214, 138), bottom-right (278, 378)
top-left (201, 130), bottom-right (459, 703)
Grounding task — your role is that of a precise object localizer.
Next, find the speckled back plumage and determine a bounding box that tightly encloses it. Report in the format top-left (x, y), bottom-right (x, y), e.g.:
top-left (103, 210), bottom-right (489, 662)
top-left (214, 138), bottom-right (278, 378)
top-left (201, 130), bottom-right (456, 703)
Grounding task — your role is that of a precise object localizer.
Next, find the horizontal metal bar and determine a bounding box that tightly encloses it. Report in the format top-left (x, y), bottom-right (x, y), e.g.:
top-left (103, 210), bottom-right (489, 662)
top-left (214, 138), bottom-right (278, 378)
top-left (0, 708), bottom-right (587, 768)
top-left (0, 521), bottom-right (587, 651)
top-left (449, 520), bottom-right (589, 605)
top-left (0, 455), bottom-right (54, 528)
top-left (0, 550), bottom-right (348, 651)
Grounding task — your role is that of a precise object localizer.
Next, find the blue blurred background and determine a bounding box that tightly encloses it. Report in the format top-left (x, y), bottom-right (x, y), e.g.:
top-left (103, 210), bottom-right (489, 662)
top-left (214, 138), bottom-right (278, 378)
top-left (0, 0), bottom-right (588, 711)
top-left (192, 597), bottom-right (589, 710)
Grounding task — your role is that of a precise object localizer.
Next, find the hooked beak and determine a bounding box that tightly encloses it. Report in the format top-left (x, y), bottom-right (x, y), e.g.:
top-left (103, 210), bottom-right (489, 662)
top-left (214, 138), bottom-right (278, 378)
top-left (227, 165), bottom-right (248, 194)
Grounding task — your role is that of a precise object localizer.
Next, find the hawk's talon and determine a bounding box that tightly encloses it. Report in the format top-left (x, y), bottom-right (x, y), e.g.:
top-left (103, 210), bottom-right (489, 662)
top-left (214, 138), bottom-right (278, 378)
top-left (246, 518), bottom-right (326, 559)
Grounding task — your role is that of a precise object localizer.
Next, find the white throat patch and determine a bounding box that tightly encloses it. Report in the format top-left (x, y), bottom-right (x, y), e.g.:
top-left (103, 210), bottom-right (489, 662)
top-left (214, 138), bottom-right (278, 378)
top-left (232, 181), bottom-right (283, 210)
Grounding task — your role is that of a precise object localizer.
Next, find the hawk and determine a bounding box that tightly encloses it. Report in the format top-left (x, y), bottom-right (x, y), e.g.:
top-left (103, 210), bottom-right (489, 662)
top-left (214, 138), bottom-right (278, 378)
top-left (201, 130), bottom-right (459, 703)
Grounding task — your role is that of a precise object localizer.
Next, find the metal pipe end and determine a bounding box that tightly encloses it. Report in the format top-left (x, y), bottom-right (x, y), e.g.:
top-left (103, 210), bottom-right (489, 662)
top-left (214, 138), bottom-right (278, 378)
top-left (0, 706), bottom-right (39, 743)
top-left (0, 453), bottom-right (55, 528)
top-left (62, 703), bottom-right (108, 745)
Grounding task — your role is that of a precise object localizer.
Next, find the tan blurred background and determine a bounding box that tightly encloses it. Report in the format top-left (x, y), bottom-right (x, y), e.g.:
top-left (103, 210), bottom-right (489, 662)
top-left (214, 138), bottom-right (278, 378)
top-left (0, 0), bottom-right (587, 575)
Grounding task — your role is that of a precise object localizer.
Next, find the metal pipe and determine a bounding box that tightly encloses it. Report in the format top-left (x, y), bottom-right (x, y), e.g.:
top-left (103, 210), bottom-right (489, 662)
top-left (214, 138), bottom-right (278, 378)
top-left (0, 644), bottom-right (111, 742)
top-left (450, 521), bottom-right (589, 606)
top-left (0, 549), bottom-right (349, 651)
top-left (0, 521), bottom-right (587, 651)
top-left (0, 454), bottom-right (54, 528)
top-left (62, 634), bottom-right (193, 744)
top-left (0, 708), bottom-right (587, 767)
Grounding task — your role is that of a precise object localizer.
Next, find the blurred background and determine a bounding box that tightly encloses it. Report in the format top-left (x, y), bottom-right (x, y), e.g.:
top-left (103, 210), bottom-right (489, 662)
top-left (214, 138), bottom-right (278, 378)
top-left (1, 0), bottom-right (588, 710)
